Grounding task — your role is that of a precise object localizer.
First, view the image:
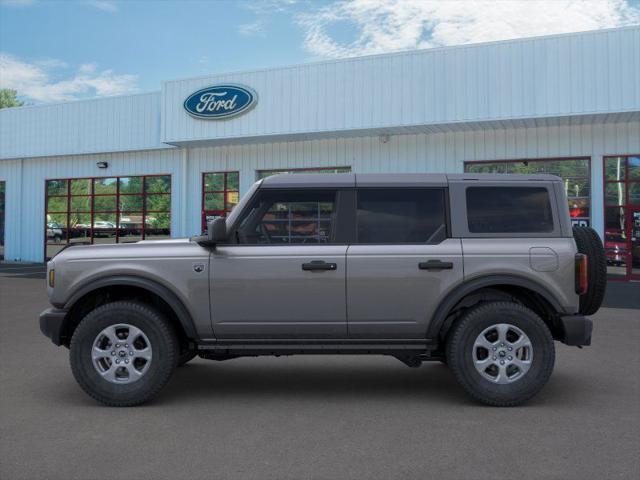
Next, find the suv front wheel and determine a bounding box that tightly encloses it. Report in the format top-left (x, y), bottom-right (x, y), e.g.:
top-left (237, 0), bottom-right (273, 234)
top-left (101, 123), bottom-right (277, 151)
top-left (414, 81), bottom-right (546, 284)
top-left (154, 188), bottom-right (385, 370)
top-left (70, 301), bottom-right (179, 407)
top-left (446, 302), bottom-right (555, 407)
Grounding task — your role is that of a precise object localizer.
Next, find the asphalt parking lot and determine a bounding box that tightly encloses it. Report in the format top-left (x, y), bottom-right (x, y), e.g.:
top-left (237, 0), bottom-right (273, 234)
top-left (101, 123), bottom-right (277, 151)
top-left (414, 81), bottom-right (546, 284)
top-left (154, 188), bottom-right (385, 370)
top-left (1, 263), bottom-right (639, 480)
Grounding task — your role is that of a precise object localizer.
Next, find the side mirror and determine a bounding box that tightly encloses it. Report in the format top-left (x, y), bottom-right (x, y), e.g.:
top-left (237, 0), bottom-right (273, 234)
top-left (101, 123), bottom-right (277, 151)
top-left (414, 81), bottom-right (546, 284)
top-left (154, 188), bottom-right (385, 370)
top-left (207, 217), bottom-right (227, 244)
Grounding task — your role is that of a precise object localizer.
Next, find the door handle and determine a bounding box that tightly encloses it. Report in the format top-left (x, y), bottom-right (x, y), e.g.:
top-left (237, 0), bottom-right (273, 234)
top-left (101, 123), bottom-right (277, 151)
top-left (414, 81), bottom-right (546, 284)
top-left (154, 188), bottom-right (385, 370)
top-left (418, 260), bottom-right (454, 271)
top-left (302, 260), bottom-right (337, 272)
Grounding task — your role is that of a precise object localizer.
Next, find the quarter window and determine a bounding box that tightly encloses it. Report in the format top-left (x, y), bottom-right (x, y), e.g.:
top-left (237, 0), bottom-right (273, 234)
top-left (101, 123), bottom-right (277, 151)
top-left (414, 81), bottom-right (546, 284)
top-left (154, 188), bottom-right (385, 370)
top-left (356, 189), bottom-right (447, 244)
top-left (466, 187), bottom-right (554, 234)
top-left (464, 158), bottom-right (591, 227)
top-left (235, 190), bottom-right (337, 244)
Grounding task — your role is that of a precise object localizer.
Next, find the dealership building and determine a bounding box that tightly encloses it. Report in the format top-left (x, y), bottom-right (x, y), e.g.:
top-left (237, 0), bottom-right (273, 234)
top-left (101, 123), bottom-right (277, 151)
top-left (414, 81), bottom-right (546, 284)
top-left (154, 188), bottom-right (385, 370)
top-left (1, 26), bottom-right (639, 279)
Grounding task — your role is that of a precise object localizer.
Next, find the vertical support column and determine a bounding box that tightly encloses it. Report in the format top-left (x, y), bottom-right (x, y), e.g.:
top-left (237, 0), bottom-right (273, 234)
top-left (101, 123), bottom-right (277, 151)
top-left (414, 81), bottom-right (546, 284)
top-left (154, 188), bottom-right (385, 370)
top-left (17, 158), bottom-right (24, 262)
top-left (179, 148), bottom-right (189, 237)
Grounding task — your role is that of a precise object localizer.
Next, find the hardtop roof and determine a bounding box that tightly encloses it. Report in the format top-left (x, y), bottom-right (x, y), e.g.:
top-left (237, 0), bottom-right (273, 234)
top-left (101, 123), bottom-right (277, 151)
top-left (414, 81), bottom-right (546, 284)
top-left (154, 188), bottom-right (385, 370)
top-left (259, 172), bottom-right (561, 188)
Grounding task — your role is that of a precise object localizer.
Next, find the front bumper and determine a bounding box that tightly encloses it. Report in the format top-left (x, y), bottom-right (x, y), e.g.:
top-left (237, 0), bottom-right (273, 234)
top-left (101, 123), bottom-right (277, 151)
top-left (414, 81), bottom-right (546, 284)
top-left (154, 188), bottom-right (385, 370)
top-left (558, 315), bottom-right (593, 346)
top-left (39, 307), bottom-right (68, 346)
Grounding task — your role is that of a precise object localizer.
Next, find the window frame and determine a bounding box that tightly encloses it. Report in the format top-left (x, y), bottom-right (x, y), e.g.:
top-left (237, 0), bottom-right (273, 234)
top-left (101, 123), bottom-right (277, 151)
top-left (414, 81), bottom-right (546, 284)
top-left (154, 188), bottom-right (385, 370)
top-left (201, 171), bottom-right (240, 232)
top-left (354, 187), bottom-right (450, 245)
top-left (44, 174), bottom-right (172, 260)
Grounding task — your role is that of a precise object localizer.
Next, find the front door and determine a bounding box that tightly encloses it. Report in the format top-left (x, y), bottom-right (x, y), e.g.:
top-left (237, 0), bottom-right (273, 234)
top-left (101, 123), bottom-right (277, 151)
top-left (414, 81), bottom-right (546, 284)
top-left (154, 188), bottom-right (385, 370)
top-left (346, 188), bottom-right (464, 338)
top-left (210, 188), bottom-right (349, 338)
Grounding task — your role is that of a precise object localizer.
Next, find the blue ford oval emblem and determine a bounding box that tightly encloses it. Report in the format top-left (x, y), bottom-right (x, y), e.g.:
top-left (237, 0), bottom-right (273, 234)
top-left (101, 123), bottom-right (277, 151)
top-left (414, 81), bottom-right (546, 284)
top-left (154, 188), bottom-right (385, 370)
top-left (183, 84), bottom-right (257, 119)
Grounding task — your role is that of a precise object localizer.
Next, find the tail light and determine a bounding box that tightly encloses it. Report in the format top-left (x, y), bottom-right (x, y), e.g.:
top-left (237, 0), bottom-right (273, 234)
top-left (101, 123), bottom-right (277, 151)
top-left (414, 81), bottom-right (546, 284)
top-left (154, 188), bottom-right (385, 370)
top-left (575, 254), bottom-right (588, 295)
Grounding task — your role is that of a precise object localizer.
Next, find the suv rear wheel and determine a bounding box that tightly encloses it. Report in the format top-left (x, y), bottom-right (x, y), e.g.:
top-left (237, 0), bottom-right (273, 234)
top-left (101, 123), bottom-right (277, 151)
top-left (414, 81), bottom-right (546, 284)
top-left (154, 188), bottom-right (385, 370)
top-left (446, 301), bottom-right (555, 407)
top-left (69, 301), bottom-right (179, 407)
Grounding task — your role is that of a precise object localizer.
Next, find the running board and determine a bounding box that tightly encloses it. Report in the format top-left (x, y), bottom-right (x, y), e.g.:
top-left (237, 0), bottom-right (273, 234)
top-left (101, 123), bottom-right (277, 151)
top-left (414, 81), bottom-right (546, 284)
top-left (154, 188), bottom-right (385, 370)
top-left (196, 338), bottom-right (437, 356)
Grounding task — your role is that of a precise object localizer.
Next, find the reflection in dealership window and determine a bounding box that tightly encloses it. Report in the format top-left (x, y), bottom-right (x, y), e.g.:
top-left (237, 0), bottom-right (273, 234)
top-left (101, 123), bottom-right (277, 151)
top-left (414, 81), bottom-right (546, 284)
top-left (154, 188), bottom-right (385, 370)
top-left (236, 191), bottom-right (336, 244)
top-left (464, 158), bottom-right (591, 227)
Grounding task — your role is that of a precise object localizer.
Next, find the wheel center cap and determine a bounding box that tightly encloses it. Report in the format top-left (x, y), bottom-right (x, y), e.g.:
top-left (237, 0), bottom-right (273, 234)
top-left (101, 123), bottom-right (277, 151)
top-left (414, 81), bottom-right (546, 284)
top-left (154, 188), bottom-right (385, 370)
top-left (498, 350), bottom-right (507, 358)
top-left (118, 350), bottom-right (127, 357)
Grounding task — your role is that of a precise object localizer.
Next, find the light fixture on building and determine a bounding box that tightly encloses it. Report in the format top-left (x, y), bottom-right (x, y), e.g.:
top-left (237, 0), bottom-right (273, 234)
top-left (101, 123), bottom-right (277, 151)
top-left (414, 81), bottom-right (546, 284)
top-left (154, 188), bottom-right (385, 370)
top-left (96, 161), bottom-right (108, 169)
top-left (379, 133), bottom-right (390, 144)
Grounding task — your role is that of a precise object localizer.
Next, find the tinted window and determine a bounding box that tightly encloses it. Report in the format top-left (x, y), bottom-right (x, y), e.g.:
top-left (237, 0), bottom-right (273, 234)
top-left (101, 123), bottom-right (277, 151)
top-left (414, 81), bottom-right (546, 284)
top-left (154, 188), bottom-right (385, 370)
top-left (356, 189), bottom-right (447, 244)
top-left (236, 190), bottom-right (337, 244)
top-left (466, 187), bottom-right (554, 233)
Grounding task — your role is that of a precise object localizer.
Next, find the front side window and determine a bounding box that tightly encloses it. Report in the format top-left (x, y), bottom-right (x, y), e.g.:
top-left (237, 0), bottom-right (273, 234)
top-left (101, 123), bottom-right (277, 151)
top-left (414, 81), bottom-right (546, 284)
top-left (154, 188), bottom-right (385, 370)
top-left (235, 190), bottom-right (337, 244)
top-left (466, 187), bottom-right (554, 234)
top-left (356, 189), bottom-right (447, 244)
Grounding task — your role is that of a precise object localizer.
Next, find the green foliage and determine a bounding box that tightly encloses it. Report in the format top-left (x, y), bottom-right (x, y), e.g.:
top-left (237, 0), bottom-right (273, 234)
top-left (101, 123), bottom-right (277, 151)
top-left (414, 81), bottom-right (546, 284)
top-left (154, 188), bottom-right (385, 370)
top-left (0, 89), bottom-right (24, 109)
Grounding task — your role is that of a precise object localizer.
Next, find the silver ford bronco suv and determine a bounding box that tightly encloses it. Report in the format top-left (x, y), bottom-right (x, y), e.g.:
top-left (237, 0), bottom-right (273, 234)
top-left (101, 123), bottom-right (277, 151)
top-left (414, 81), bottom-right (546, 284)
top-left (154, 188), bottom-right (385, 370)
top-left (39, 173), bottom-right (606, 407)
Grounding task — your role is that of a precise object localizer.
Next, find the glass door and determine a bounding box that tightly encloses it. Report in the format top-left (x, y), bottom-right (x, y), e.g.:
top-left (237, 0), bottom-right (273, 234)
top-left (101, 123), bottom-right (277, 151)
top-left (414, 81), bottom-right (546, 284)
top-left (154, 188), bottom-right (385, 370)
top-left (632, 208), bottom-right (640, 280)
top-left (604, 155), bottom-right (640, 281)
top-left (0, 181), bottom-right (5, 260)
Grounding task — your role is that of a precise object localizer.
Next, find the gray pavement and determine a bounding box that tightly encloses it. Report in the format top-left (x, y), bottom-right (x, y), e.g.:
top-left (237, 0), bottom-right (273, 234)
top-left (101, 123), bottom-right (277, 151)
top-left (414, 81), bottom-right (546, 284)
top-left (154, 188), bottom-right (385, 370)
top-left (1, 266), bottom-right (639, 480)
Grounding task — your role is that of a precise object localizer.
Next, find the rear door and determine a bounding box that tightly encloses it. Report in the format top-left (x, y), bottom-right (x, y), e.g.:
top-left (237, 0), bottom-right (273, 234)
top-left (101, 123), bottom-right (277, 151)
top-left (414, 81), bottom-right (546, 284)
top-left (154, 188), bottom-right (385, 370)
top-left (346, 187), bottom-right (463, 338)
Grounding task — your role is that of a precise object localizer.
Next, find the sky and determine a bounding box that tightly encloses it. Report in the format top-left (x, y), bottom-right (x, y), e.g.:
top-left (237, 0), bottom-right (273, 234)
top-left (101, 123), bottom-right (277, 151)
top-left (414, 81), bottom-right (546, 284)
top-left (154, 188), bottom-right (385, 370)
top-left (1, 0), bottom-right (639, 104)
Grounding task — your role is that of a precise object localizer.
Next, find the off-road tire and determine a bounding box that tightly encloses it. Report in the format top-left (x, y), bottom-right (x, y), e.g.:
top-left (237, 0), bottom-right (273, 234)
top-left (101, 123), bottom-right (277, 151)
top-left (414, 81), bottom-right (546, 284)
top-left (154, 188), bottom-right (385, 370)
top-left (572, 226), bottom-right (607, 315)
top-left (70, 301), bottom-right (178, 407)
top-left (446, 301), bottom-right (555, 407)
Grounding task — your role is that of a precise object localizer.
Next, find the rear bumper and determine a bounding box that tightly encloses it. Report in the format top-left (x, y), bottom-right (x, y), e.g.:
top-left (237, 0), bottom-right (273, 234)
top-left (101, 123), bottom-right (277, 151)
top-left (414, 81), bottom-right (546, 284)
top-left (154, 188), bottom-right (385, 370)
top-left (39, 307), bottom-right (68, 346)
top-left (558, 315), bottom-right (593, 346)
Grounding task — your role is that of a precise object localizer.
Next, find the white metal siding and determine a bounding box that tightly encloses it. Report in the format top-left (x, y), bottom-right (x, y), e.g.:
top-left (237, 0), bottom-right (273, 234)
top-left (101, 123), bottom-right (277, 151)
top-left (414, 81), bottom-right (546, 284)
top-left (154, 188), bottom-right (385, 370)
top-left (1, 120), bottom-right (639, 262)
top-left (0, 92), bottom-right (168, 160)
top-left (162, 27), bottom-right (640, 145)
top-left (0, 149), bottom-right (182, 261)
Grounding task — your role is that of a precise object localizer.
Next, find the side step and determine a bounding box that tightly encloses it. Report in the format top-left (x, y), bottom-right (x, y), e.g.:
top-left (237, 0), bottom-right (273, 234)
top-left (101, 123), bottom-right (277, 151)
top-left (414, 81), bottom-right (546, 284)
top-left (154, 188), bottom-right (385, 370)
top-left (196, 338), bottom-right (438, 357)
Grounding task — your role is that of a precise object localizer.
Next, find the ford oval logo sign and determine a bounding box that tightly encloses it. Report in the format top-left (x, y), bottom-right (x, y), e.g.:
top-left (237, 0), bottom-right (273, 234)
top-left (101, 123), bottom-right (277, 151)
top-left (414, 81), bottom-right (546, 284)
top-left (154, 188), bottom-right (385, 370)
top-left (183, 84), bottom-right (257, 120)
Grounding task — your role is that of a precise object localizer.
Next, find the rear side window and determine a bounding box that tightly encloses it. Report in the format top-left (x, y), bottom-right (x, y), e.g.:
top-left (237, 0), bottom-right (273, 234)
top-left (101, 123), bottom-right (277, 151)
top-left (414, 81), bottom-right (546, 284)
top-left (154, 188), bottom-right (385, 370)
top-left (466, 187), bottom-right (554, 233)
top-left (356, 189), bottom-right (447, 243)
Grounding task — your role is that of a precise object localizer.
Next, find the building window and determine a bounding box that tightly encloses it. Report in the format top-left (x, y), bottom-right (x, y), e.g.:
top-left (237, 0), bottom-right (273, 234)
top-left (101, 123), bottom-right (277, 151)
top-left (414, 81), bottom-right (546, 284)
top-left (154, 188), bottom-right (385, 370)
top-left (257, 166), bottom-right (351, 180)
top-left (603, 155), bottom-right (640, 280)
top-left (464, 158), bottom-right (591, 227)
top-left (0, 181), bottom-right (5, 260)
top-left (45, 175), bottom-right (171, 260)
top-left (201, 171), bottom-right (239, 232)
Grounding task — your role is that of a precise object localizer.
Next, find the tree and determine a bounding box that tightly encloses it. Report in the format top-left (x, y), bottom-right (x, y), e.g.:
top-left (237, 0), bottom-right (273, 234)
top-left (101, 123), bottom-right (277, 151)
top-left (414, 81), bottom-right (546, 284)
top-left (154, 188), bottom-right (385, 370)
top-left (0, 89), bottom-right (24, 109)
